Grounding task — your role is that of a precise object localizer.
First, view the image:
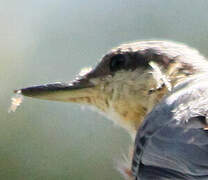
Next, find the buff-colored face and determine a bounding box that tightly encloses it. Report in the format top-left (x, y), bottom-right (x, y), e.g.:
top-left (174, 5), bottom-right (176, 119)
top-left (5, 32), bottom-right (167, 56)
top-left (17, 65), bottom-right (168, 136)
top-left (16, 40), bottom-right (202, 136)
top-left (85, 68), bottom-right (160, 134)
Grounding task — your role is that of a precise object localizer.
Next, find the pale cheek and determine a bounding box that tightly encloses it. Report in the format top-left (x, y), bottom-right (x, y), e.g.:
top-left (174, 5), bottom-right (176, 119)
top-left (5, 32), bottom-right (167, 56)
top-left (112, 99), bottom-right (147, 130)
top-left (68, 97), bottom-right (92, 104)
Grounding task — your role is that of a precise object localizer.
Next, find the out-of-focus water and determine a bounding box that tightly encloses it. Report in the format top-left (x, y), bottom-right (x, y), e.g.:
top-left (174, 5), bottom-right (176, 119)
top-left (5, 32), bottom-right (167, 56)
top-left (2, 0), bottom-right (208, 179)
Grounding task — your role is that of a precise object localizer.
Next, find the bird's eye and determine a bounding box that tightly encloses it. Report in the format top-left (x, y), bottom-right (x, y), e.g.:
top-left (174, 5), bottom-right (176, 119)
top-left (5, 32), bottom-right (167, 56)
top-left (109, 54), bottom-right (126, 72)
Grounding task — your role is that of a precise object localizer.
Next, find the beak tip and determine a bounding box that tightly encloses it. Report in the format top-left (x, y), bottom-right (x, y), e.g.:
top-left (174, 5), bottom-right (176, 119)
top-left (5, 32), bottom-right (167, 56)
top-left (14, 89), bottom-right (22, 94)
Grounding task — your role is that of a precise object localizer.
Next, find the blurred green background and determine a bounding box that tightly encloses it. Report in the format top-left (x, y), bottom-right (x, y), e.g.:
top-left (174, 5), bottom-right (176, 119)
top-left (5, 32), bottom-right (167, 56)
top-left (1, 0), bottom-right (208, 179)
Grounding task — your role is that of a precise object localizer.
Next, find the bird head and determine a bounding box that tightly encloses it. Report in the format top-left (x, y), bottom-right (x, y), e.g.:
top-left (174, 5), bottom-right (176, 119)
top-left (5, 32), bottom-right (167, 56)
top-left (16, 41), bottom-right (208, 136)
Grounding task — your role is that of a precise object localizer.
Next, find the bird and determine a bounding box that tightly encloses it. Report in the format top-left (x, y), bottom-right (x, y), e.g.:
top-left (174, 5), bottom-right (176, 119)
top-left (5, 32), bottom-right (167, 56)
top-left (15, 40), bottom-right (208, 179)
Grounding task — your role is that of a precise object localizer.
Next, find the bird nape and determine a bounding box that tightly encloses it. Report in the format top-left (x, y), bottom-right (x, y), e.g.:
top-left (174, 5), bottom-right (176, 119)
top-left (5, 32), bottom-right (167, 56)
top-left (13, 41), bottom-right (208, 180)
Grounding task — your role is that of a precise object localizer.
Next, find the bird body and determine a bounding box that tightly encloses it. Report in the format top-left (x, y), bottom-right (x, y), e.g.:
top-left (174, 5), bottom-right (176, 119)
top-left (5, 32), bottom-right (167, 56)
top-left (14, 40), bottom-right (208, 179)
top-left (132, 74), bottom-right (208, 179)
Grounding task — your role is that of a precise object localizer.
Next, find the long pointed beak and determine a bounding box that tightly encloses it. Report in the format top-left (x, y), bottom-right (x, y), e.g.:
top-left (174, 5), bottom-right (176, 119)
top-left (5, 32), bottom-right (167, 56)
top-left (15, 78), bottom-right (95, 102)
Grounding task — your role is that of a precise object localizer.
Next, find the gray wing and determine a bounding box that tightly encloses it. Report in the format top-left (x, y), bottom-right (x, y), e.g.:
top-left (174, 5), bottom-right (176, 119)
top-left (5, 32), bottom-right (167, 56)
top-left (132, 120), bottom-right (208, 180)
top-left (132, 80), bottom-right (208, 180)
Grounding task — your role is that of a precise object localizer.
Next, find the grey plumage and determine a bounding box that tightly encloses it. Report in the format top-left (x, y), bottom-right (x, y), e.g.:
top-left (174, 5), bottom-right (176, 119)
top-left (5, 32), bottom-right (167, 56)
top-left (132, 75), bottom-right (208, 179)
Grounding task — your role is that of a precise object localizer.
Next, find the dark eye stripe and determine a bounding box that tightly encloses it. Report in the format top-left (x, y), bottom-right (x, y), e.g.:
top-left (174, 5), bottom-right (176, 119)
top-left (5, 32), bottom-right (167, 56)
top-left (109, 54), bottom-right (126, 72)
